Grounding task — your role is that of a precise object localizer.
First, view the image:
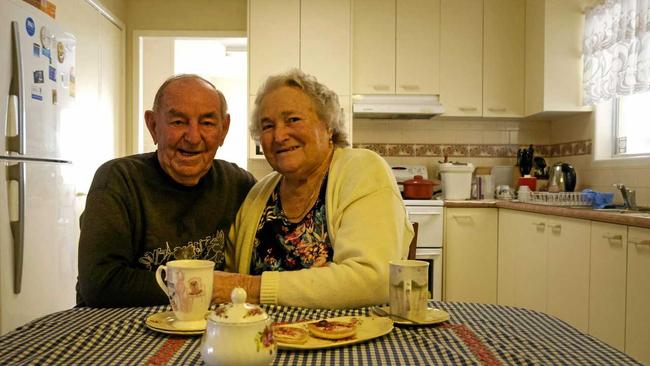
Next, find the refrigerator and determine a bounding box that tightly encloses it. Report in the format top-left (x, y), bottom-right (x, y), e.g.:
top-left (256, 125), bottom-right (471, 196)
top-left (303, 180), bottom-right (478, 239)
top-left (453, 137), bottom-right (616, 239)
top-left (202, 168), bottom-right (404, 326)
top-left (1, 0), bottom-right (78, 335)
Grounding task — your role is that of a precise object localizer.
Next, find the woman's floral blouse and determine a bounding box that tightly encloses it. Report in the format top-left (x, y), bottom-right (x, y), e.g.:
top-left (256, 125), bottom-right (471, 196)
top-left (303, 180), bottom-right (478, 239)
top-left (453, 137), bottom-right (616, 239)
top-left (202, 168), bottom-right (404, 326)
top-left (250, 176), bottom-right (333, 275)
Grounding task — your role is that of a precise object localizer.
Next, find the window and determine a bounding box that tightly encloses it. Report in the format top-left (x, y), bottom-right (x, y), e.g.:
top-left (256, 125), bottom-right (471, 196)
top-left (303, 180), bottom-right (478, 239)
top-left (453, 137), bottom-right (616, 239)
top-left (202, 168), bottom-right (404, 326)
top-left (614, 92), bottom-right (650, 156)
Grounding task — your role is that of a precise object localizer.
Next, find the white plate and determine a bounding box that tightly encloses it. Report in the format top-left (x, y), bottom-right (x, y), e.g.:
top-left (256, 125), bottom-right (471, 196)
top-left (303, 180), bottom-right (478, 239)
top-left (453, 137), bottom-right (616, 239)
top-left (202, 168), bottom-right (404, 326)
top-left (145, 311), bottom-right (208, 336)
top-left (375, 306), bottom-right (450, 326)
top-left (275, 316), bottom-right (393, 350)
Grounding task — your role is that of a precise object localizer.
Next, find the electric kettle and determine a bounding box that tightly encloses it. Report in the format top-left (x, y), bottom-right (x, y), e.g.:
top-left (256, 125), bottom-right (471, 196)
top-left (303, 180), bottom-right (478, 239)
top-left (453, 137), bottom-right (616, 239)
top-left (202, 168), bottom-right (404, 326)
top-left (548, 163), bottom-right (577, 192)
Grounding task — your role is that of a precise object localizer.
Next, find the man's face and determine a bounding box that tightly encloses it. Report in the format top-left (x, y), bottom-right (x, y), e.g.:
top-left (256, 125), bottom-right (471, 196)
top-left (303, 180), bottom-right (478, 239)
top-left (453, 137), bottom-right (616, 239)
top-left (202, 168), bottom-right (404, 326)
top-left (145, 78), bottom-right (230, 186)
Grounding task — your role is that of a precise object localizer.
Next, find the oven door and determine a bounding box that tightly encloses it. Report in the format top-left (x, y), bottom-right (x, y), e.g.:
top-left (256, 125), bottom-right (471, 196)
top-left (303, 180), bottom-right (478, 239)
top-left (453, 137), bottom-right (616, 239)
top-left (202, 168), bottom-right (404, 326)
top-left (406, 206), bottom-right (444, 248)
top-left (415, 248), bottom-right (443, 301)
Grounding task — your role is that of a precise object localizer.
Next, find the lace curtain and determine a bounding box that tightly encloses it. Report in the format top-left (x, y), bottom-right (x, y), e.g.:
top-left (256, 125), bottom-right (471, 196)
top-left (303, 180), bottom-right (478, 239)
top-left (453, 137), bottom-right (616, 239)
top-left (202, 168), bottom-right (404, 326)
top-left (583, 0), bottom-right (650, 105)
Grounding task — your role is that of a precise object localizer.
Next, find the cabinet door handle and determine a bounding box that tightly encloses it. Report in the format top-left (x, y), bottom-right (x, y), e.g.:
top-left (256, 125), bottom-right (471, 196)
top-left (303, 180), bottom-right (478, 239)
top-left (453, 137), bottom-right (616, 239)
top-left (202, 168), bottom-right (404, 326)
top-left (458, 106), bottom-right (478, 112)
top-left (372, 85), bottom-right (390, 91)
top-left (487, 107), bottom-right (506, 112)
top-left (629, 239), bottom-right (650, 246)
top-left (602, 234), bottom-right (623, 241)
top-left (399, 84), bottom-right (420, 91)
top-left (452, 215), bottom-right (474, 223)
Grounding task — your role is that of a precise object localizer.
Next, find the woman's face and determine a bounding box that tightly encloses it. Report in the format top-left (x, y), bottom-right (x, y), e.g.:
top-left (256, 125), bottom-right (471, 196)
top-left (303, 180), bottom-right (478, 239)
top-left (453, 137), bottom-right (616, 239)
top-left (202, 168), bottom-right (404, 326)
top-left (258, 86), bottom-right (333, 180)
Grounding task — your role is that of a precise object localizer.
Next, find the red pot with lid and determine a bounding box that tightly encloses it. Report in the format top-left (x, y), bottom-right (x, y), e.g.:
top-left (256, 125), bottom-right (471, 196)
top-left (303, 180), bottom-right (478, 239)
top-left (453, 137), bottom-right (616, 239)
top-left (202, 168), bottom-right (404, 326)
top-left (403, 175), bottom-right (434, 199)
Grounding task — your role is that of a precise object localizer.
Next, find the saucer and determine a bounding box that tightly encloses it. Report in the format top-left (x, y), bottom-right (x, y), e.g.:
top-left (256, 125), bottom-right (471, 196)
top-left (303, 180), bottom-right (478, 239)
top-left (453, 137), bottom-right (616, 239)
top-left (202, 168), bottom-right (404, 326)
top-left (145, 311), bottom-right (209, 335)
top-left (375, 306), bottom-right (450, 326)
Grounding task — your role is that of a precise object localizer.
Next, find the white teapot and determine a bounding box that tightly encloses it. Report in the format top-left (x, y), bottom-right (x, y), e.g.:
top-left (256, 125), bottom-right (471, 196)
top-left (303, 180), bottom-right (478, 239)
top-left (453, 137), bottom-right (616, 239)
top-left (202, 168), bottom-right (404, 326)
top-left (200, 287), bottom-right (276, 366)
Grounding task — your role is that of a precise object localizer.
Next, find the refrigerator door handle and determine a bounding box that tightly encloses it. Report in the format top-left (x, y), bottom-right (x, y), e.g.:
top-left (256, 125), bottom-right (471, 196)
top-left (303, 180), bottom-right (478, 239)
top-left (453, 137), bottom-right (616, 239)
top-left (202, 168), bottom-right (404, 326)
top-left (6, 162), bottom-right (25, 294)
top-left (7, 21), bottom-right (25, 154)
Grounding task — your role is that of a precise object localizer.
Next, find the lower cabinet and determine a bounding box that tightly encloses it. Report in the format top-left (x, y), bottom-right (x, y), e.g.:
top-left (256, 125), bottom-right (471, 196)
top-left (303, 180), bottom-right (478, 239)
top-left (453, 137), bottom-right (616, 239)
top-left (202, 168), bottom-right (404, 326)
top-left (546, 215), bottom-right (590, 332)
top-left (625, 226), bottom-right (650, 365)
top-left (498, 210), bottom-right (547, 311)
top-left (589, 222), bottom-right (627, 352)
top-left (497, 209), bottom-right (590, 331)
top-left (444, 208), bottom-right (498, 303)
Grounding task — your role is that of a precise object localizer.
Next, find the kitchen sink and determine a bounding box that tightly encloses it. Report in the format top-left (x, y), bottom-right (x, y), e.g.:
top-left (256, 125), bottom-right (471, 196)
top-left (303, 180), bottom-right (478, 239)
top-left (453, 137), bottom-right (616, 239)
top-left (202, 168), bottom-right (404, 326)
top-left (593, 206), bottom-right (650, 217)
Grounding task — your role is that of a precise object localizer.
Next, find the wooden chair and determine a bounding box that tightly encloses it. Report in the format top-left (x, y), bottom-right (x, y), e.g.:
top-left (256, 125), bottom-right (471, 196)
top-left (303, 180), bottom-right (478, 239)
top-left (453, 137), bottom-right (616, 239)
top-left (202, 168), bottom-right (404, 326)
top-left (408, 222), bottom-right (419, 260)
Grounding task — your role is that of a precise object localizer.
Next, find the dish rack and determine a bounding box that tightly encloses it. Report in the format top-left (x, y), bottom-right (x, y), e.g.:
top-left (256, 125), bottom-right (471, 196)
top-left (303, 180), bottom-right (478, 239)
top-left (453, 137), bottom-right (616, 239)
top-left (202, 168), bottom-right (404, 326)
top-left (524, 192), bottom-right (591, 207)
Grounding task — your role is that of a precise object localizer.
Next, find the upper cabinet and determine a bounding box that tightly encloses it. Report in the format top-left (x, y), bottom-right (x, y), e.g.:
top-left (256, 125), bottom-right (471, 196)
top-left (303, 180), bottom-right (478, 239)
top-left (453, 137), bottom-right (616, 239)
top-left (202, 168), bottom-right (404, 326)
top-left (248, 0), bottom-right (352, 158)
top-left (483, 0), bottom-right (525, 117)
top-left (353, 0), bottom-right (440, 95)
top-left (440, 0), bottom-right (524, 117)
top-left (301, 0), bottom-right (351, 96)
top-left (248, 0), bottom-right (300, 96)
top-left (440, 0), bottom-right (483, 117)
top-left (525, 0), bottom-right (591, 116)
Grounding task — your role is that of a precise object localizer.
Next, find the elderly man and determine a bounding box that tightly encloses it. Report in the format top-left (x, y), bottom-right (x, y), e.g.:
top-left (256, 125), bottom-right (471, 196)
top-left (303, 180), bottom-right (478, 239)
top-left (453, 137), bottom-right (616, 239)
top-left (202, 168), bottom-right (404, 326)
top-left (76, 75), bottom-right (255, 307)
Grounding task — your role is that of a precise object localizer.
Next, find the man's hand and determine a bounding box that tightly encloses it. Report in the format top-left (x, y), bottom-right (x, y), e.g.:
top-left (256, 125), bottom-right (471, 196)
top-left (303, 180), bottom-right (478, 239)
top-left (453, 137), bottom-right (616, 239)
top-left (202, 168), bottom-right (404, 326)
top-left (212, 271), bottom-right (261, 305)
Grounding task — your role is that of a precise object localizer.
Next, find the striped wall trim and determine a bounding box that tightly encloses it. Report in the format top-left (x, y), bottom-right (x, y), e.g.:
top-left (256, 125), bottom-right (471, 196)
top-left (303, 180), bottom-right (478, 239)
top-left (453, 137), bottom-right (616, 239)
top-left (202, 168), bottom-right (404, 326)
top-left (353, 140), bottom-right (592, 158)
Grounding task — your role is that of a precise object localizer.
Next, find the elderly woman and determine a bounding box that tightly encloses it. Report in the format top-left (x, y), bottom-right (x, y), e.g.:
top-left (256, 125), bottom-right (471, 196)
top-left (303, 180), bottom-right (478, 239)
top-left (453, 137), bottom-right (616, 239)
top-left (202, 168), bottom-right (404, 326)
top-left (215, 69), bottom-right (413, 309)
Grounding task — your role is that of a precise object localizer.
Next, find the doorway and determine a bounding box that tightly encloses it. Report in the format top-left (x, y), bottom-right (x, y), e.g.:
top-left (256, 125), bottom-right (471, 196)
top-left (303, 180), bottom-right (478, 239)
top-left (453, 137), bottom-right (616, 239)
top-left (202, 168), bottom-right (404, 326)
top-left (134, 33), bottom-right (248, 169)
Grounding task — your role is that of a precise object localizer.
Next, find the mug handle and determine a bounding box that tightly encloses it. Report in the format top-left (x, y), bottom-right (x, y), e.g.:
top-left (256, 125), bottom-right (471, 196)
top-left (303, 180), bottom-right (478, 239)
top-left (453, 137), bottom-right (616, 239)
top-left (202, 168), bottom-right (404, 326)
top-left (155, 265), bottom-right (169, 297)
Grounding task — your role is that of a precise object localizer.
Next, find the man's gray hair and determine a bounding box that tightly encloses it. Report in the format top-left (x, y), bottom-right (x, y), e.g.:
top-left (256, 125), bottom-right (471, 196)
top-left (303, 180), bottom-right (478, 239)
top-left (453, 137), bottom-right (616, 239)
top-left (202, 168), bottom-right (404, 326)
top-left (250, 69), bottom-right (349, 147)
top-left (152, 74), bottom-right (228, 119)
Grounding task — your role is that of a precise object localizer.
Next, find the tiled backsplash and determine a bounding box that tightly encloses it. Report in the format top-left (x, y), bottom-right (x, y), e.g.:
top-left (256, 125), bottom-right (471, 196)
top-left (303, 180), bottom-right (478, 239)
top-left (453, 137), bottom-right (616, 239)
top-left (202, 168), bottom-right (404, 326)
top-left (352, 141), bottom-right (592, 158)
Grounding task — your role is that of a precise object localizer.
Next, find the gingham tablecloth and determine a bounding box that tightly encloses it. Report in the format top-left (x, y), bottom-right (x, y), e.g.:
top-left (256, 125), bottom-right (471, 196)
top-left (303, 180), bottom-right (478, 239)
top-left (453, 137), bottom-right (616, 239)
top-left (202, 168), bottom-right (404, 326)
top-left (0, 301), bottom-right (641, 365)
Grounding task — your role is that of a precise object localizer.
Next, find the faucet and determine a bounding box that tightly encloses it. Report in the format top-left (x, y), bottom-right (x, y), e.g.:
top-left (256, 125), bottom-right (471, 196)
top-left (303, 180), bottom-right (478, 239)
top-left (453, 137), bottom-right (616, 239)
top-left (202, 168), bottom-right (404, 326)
top-left (613, 184), bottom-right (637, 210)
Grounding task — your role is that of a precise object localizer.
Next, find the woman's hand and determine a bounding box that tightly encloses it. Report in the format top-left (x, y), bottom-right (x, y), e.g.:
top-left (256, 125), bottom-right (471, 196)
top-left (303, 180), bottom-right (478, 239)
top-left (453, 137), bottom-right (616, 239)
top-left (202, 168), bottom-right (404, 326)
top-left (212, 271), bottom-right (262, 305)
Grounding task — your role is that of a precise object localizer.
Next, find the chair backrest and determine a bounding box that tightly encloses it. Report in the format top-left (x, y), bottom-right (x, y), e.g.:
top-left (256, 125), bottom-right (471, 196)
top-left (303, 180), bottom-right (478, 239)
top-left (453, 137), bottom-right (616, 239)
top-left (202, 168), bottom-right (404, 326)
top-left (408, 222), bottom-right (419, 260)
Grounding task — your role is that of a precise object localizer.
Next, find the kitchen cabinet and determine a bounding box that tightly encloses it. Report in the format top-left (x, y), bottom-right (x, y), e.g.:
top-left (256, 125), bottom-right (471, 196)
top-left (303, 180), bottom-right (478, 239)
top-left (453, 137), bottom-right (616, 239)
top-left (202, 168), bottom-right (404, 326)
top-left (498, 210), bottom-right (547, 312)
top-left (301, 0), bottom-right (351, 96)
top-left (248, 0), bottom-right (300, 96)
top-left (353, 0), bottom-right (440, 95)
top-left (444, 208), bottom-right (497, 304)
top-left (524, 0), bottom-right (591, 116)
top-left (625, 226), bottom-right (650, 365)
top-left (440, 0), bottom-right (482, 117)
top-left (248, 0), bottom-right (352, 158)
top-left (545, 215), bottom-right (590, 332)
top-left (589, 222), bottom-right (627, 352)
top-left (483, 0), bottom-right (524, 117)
top-left (440, 0), bottom-right (524, 117)
top-left (498, 209), bottom-right (590, 331)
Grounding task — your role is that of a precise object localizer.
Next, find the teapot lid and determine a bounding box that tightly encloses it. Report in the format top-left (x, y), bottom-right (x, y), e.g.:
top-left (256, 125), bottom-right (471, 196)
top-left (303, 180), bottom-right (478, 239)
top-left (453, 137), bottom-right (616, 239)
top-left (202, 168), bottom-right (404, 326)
top-left (208, 287), bottom-right (268, 324)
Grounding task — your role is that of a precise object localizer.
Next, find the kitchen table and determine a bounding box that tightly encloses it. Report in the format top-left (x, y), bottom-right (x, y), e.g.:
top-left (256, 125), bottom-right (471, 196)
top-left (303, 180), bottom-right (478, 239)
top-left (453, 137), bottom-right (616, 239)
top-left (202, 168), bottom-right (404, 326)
top-left (0, 301), bottom-right (641, 365)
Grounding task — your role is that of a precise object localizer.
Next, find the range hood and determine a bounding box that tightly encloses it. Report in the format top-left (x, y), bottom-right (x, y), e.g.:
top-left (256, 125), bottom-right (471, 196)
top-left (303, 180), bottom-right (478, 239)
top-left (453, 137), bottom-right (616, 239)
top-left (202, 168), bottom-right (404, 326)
top-left (352, 94), bottom-right (444, 119)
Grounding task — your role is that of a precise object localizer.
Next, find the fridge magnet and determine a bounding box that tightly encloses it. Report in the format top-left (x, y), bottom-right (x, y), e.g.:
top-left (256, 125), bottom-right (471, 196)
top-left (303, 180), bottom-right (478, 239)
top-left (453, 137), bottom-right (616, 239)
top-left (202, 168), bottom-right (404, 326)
top-left (48, 66), bottom-right (56, 82)
top-left (31, 85), bottom-right (43, 101)
top-left (40, 26), bottom-right (54, 49)
top-left (25, 17), bottom-right (35, 37)
top-left (33, 43), bottom-right (40, 57)
top-left (41, 47), bottom-right (51, 62)
top-left (33, 70), bottom-right (44, 84)
top-left (57, 42), bottom-right (65, 63)
top-left (52, 88), bottom-right (57, 105)
top-left (69, 67), bottom-right (76, 98)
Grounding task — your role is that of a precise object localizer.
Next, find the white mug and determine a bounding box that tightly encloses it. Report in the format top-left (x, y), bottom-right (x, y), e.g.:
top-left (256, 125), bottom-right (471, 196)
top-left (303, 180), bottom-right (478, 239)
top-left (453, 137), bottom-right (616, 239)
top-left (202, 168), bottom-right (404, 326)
top-left (155, 259), bottom-right (214, 327)
top-left (389, 260), bottom-right (429, 321)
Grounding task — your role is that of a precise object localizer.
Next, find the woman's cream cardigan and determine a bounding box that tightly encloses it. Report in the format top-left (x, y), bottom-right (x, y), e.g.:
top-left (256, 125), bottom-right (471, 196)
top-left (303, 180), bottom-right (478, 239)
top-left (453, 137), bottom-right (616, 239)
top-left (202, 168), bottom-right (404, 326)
top-left (227, 147), bottom-right (414, 309)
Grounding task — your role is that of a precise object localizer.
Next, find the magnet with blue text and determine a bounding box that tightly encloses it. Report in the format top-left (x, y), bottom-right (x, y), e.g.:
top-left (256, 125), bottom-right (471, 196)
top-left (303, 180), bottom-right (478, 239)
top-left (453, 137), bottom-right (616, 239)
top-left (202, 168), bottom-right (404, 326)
top-left (25, 17), bottom-right (35, 37)
top-left (48, 66), bottom-right (56, 81)
top-left (31, 85), bottom-right (43, 101)
top-left (33, 43), bottom-right (40, 57)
